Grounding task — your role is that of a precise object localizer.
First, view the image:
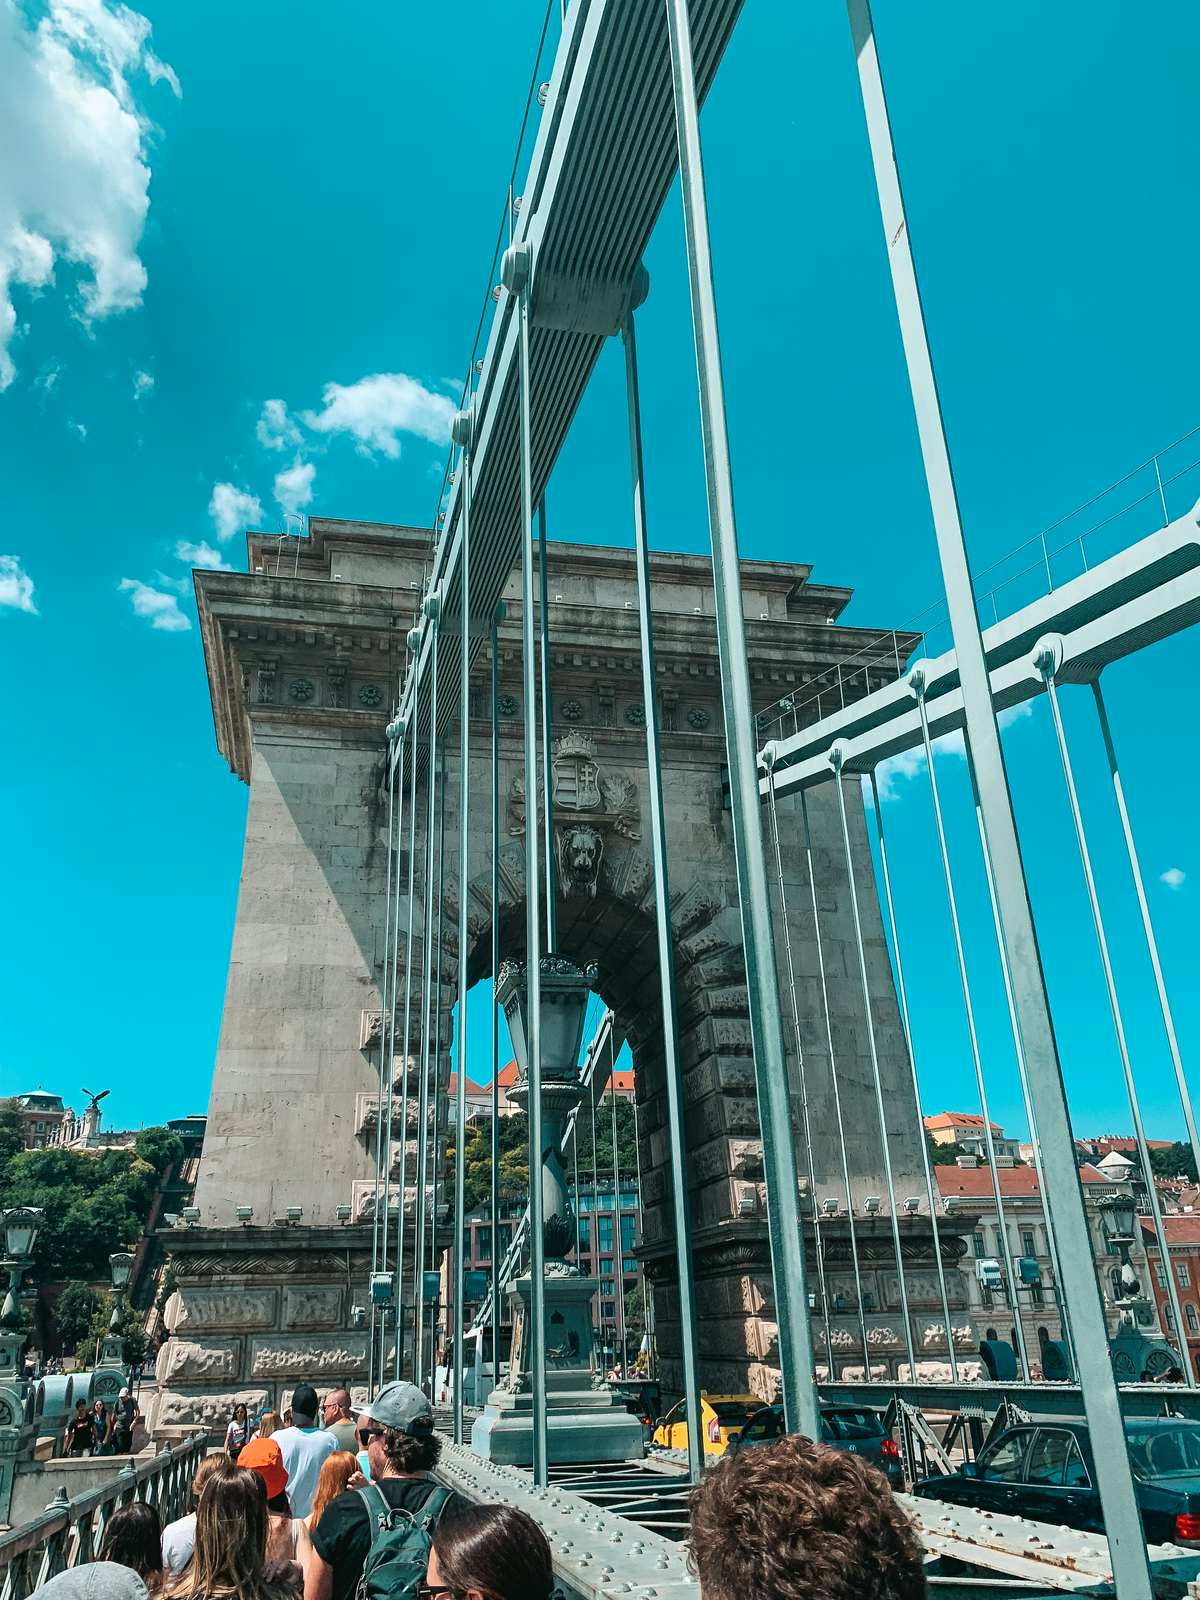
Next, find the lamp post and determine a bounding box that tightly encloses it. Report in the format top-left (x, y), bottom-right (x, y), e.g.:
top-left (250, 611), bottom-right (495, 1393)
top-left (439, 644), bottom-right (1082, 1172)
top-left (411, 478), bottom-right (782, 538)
top-left (1097, 1193), bottom-right (1179, 1381)
top-left (0, 1207), bottom-right (43, 1525)
top-left (96, 1250), bottom-right (136, 1396)
top-left (470, 956), bottom-right (644, 1465)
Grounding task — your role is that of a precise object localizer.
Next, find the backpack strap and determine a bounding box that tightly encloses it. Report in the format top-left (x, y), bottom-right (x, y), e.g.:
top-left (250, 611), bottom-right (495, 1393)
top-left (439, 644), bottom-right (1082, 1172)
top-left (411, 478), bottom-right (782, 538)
top-left (356, 1482), bottom-right (400, 1547)
top-left (413, 1484), bottom-right (452, 1536)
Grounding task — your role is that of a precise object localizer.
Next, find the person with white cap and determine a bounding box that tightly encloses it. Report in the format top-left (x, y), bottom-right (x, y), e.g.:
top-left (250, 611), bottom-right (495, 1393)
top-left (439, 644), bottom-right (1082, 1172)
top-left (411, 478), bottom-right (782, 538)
top-left (303, 1382), bottom-right (466, 1600)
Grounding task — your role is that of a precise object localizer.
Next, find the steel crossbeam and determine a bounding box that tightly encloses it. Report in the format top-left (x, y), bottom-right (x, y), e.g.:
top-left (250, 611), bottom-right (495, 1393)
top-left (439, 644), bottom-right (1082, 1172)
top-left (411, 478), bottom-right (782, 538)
top-left (391, 0), bottom-right (745, 764)
top-left (756, 514), bottom-right (1200, 796)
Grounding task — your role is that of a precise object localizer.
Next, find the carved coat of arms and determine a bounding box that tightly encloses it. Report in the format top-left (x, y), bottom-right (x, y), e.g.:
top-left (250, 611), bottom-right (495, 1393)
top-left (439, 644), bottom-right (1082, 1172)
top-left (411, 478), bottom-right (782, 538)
top-left (508, 731), bottom-right (640, 898)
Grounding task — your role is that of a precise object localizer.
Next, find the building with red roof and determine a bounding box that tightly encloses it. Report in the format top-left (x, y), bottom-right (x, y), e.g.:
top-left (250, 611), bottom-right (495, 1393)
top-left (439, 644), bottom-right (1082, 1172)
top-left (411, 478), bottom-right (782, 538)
top-left (1140, 1214), bottom-right (1200, 1380)
top-left (924, 1111), bottom-right (1021, 1161)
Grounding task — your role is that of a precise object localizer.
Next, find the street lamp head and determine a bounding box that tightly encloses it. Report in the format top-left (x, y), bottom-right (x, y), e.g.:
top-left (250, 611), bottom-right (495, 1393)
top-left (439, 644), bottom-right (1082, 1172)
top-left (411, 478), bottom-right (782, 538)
top-left (3, 1206), bottom-right (43, 1260)
top-left (495, 955), bottom-right (598, 1085)
top-left (108, 1251), bottom-right (135, 1292)
top-left (1099, 1192), bottom-right (1137, 1241)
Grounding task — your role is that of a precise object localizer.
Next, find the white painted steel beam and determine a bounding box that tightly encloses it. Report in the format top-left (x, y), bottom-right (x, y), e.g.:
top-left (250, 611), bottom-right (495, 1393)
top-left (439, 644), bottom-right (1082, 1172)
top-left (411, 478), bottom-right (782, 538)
top-left (758, 513), bottom-right (1200, 797)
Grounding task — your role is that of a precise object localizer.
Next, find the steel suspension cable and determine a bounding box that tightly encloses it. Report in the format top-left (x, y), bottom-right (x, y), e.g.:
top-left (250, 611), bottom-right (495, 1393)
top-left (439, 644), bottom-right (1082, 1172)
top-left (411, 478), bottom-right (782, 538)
top-left (489, 609), bottom-right (503, 1368)
top-left (429, 731), bottom-right (449, 1397)
top-left (866, 770), bottom-right (959, 1382)
top-left (763, 754), bottom-right (835, 1379)
top-left (537, 501), bottom-right (558, 946)
top-left (965, 754), bottom-right (1075, 1368)
top-left (1034, 648), bottom-right (1194, 1384)
top-left (370, 728), bottom-right (400, 1379)
top-left (631, 1092), bottom-right (652, 1374)
top-left (452, 414), bottom-right (472, 1444)
top-left (395, 665), bottom-right (424, 1383)
top-left (413, 608), bottom-right (441, 1393)
top-left (1091, 679), bottom-right (1200, 1188)
top-left (828, 747), bottom-right (916, 1377)
top-left (799, 788), bottom-right (871, 1372)
top-left (911, 678), bottom-right (1030, 1381)
top-left (380, 725), bottom-right (409, 1382)
top-left (611, 1036), bottom-right (625, 1373)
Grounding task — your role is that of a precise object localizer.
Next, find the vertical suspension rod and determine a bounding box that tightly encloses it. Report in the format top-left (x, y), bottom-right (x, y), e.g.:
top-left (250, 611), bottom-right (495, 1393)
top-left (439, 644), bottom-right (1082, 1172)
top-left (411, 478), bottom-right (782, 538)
top-left (371, 728), bottom-right (400, 1380)
top-left (429, 731), bottom-right (448, 1396)
top-left (611, 1040), bottom-right (625, 1373)
top-left (452, 415), bottom-right (472, 1441)
top-left (1092, 679), bottom-right (1200, 1185)
top-left (763, 753), bottom-right (835, 1381)
top-left (489, 609), bottom-right (503, 1377)
top-left (845, 1), bottom-right (1152, 1585)
top-left (911, 678), bottom-right (1030, 1381)
top-left (828, 746), bottom-right (916, 1377)
top-left (538, 500), bottom-right (558, 948)
top-left (395, 662), bottom-right (423, 1384)
top-left (664, 0), bottom-right (818, 1438)
top-left (413, 608), bottom-right (441, 1393)
top-left (1034, 648), bottom-right (1194, 1384)
top-left (621, 304), bottom-right (703, 1477)
top-left (503, 234), bottom-right (547, 1483)
top-left (867, 769), bottom-right (958, 1382)
top-left (800, 789), bottom-right (871, 1370)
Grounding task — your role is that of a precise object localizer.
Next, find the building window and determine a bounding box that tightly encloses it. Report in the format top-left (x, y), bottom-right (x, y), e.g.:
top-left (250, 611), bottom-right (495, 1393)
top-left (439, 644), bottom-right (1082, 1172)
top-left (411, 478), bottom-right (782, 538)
top-left (1186, 1303), bottom-right (1199, 1335)
top-left (620, 1189), bottom-right (638, 1208)
top-left (1021, 1230), bottom-right (1036, 1259)
top-left (973, 1232), bottom-right (987, 1258)
top-left (498, 1222), bottom-right (513, 1250)
top-left (578, 1218), bottom-right (591, 1252)
top-left (623, 1257), bottom-right (639, 1274)
top-left (620, 1214), bottom-right (637, 1252)
top-left (601, 1301), bottom-right (615, 1321)
top-left (598, 1216), bottom-right (614, 1253)
top-left (1155, 1263), bottom-right (1169, 1289)
top-left (1030, 1282), bottom-right (1044, 1305)
top-left (477, 1225), bottom-right (492, 1262)
top-left (601, 1278), bottom-right (615, 1295)
top-left (1164, 1306), bottom-right (1176, 1330)
top-left (1178, 1262), bottom-right (1192, 1288)
top-left (600, 1256), bottom-right (612, 1274)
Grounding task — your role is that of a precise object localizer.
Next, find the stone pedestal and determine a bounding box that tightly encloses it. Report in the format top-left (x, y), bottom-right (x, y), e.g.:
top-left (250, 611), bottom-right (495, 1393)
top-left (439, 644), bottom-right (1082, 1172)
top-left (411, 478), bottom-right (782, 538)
top-left (151, 1225), bottom-right (379, 1438)
top-left (471, 1271), bottom-right (643, 1466)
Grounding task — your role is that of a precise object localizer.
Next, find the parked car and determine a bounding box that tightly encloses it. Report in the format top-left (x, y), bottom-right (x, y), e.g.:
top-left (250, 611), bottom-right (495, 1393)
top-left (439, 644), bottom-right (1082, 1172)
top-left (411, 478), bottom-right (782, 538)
top-left (726, 1402), bottom-right (903, 1488)
top-left (612, 1379), bottom-right (662, 1446)
top-left (651, 1393), bottom-right (761, 1456)
top-left (912, 1416), bottom-right (1200, 1548)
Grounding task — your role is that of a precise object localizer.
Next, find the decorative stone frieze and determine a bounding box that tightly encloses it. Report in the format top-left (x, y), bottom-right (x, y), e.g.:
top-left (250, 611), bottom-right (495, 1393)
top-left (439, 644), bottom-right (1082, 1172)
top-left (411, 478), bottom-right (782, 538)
top-left (160, 1338), bottom-right (241, 1384)
top-left (156, 1389), bottom-right (270, 1431)
top-left (168, 1287), bottom-right (277, 1332)
top-left (282, 1286), bottom-right (343, 1330)
top-left (249, 1334), bottom-right (369, 1379)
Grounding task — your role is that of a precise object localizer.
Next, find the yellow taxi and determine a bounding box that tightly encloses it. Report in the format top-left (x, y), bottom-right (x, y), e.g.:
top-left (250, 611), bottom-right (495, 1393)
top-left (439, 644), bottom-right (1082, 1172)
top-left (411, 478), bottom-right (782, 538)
top-left (651, 1393), bottom-right (761, 1456)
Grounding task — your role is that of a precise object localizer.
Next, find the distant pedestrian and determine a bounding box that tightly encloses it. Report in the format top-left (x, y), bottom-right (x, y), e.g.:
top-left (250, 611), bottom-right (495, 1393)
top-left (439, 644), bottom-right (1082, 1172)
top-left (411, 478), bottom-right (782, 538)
top-left (256, 1410), bottom-right (283, 1440)
top-left (99, 1501), bottom-right (164, 1594)
top-left (304, 1452), bottom-right (359, 1535)
top-left (321, 1389), bottom-right (357, 1453)
top-left (273, 1384), bottom-right (337, 1519)
top-left (112, 1387), bottom-right (140, 1454)
top-left (688, 1433), bottom-right (927, 1600)
top-left (65, 1399), bottom-right (93, 1458)
top-left (161, 1453), bottom-right (226, 1575)
top-left (226, 1402), bottom-right (254, 1458)
top-left (165, 1462), bottom-right (300, 1600)
top-left (239, 1436), bottom-right (315, 1570)
top-left (303, 1381), bottom-right (465, 1600)
top-left (92, 1399), bottom-right (112, 1455)
top-left (427, 1503), bottom-right (554, 1600)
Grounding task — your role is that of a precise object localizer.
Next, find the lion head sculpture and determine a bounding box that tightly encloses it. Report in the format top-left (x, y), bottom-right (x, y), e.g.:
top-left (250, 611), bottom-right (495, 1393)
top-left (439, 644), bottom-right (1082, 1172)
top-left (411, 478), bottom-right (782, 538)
top-left (557, 822), bottom-right (604, 898)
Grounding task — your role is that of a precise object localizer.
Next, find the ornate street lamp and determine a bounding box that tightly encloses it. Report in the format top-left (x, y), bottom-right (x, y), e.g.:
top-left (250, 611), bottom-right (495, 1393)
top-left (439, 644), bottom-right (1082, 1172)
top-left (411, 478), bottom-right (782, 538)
top-left (0, 1208), bottom-right (42, 1525)
top-left (98, 1250), bottom-right (136, 1375)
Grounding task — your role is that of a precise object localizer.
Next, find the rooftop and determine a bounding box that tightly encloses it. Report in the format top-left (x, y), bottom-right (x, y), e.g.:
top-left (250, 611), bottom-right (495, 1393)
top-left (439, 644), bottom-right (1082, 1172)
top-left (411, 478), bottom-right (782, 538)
top-left (1140, 1216), bottom-right (1200, 1248)
top-left (925, 1112), bottom-right (1004, 1134)
top-left (935, 1162), bottom-right (1112, 1198)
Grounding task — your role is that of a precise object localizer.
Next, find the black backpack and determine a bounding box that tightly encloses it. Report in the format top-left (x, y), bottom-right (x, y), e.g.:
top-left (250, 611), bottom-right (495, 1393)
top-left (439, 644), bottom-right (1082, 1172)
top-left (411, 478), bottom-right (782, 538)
top-left (355, 1481), bottom-right (451, 1600)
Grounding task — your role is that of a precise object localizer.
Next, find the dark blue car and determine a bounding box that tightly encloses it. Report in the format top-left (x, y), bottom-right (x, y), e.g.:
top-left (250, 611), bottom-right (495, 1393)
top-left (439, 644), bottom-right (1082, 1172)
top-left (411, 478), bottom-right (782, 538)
top-left (913, 1416), bottom-right (1200, 1549)
top-left (726, 1402), bottom-right (904, 1487)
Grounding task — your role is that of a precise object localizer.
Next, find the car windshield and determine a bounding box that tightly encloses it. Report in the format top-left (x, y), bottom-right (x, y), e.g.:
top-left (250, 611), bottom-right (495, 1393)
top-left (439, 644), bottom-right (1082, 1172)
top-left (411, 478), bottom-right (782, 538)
top-left (712, 1401), bottom-right (757, 1423)
top-left (1125, 1424), bottom-right (1200, 1480)
top-left (823, 1409), bottom-right (885, 1441)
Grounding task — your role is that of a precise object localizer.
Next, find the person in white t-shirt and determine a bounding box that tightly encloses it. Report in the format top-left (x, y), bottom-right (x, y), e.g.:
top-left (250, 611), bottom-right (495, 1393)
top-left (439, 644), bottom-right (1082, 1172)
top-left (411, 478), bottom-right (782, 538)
top-left (160, 1453), bottom-right (225, 1573)
top-left (271, 1383), bottom-right (337, 1518)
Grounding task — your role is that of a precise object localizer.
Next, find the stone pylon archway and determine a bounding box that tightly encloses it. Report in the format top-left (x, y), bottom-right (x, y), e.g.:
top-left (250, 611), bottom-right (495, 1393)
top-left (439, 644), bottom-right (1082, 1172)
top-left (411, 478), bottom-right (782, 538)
top-left (158, 519), bottom-right (965, 1434)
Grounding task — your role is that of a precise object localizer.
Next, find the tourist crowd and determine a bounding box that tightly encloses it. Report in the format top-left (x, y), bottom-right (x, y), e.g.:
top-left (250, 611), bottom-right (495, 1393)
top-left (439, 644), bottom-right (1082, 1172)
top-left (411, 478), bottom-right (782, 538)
top-left (38, 1378), bottom-right (926, 1600)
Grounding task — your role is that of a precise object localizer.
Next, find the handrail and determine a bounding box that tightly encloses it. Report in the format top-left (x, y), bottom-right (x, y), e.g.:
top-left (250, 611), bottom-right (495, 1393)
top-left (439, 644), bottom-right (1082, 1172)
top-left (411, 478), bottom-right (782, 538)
top-left (0, 1433), bottom-right (207, 1600)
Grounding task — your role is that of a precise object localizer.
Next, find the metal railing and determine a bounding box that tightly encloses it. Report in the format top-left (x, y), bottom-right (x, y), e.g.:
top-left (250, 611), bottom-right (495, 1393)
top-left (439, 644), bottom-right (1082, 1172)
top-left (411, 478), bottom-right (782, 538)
top-left (0, 1435), bottom-right (206, 1600)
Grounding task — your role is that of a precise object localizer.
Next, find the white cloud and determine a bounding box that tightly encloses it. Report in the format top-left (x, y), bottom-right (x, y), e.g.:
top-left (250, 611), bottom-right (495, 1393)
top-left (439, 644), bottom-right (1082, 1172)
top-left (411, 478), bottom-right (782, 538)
top-left (208, 481), bottom-right (262, 543)
top-left (118, 575), bottom-right (190, 630)
top-left (34, 361), bottom-right (62, 393)
top-left (0, 0), bottom-right (178, 388)
top-left (302, 372), bottom-right (455, 458)
top-left (872, 700), bottom-right (1034, 802)
top-left (69, 418), bottom-right (86, 439)
top-left (256, 397), bottom-right (302, 452)
top-left (132, 368), bottom-right (153, 400)
top-left (0, 554), bottom-right (37, 614)
top-left (176, 539), bottom-right (231, 571)
top-left (1160, 867), bottom-right (1186, 891)
top-left (274, 458), bottom-right (314, 516)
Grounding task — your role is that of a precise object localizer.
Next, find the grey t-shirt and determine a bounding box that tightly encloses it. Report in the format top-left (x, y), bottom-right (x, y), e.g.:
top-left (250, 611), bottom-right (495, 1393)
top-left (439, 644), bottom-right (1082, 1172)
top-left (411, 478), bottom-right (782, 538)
top-left (325, 1418), bottom-right (358, 1452)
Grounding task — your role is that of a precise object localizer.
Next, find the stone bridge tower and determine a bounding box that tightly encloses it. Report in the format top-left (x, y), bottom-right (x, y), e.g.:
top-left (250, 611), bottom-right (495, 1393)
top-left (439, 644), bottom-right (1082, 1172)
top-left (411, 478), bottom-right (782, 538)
top-left (152, 518), bottom-right (969, 1433)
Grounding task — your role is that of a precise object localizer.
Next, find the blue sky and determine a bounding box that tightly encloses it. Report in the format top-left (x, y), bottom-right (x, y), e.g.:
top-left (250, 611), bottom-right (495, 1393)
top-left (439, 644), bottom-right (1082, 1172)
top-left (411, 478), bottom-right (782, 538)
top-left (0, 0), bottom-right (1196, 1152)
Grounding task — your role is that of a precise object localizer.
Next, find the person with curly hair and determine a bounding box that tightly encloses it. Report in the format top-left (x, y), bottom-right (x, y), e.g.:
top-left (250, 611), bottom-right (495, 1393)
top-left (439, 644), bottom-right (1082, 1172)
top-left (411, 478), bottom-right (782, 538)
top-left (687, 1434), bottom-right (927, 1600)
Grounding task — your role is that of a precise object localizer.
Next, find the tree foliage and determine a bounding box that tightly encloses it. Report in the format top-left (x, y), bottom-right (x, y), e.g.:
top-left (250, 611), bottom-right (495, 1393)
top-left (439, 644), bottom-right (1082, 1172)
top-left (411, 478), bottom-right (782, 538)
top-left (85, 1294), bottom-right (148, 1368)
top-left (135, 1127), bottom-right (184, 1174)
top-left (53, 1280), bottom-right (101, 1354)
top-left (573, 1095), bottom-right (639, 1178)
top-left (1149, 1141), bottom-right (1198, 1184)
top-left (450, 1096), bottom-right (642, 1216)
top-left (0, 1099), bottom-right (24, 1166)
top-left (0, 1145), bottom-right (157, 1280)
